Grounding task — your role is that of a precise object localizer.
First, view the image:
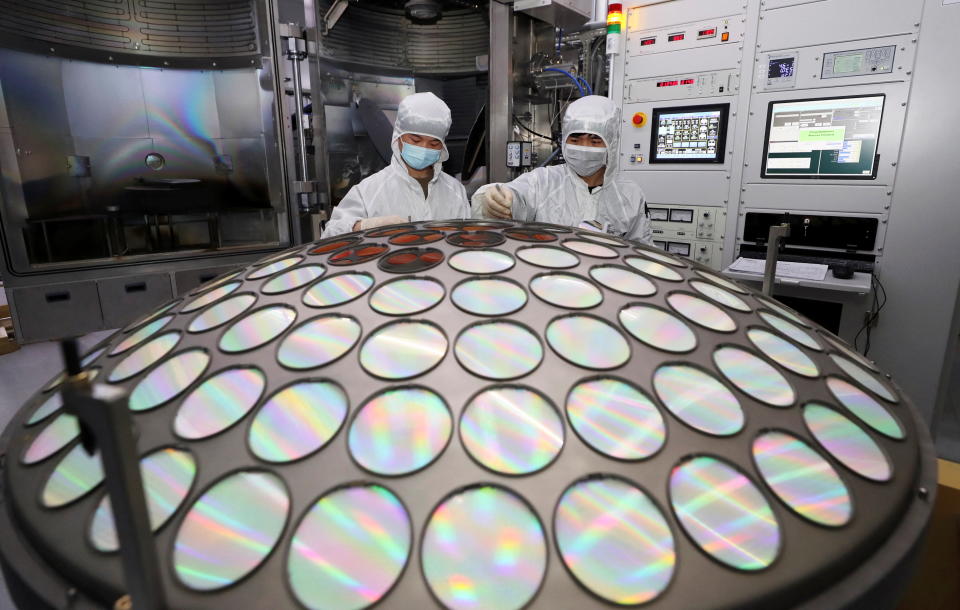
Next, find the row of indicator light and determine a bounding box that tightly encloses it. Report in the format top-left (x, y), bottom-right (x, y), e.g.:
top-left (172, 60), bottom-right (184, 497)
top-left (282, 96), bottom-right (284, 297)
top-left (640, 26), bottom-right (730, 47)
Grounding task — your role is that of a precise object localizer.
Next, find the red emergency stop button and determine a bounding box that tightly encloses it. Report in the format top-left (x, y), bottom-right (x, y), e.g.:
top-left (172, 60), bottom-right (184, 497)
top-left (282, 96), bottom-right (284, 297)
top-left (632, 112), bottom-right (646, 127)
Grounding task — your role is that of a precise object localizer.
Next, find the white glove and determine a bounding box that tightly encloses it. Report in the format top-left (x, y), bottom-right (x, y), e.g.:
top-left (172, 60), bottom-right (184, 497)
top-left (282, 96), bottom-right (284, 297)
top-left (483, 185), bottom-right (513, 219)
top-left (356, 215), bottom-right (408, 231)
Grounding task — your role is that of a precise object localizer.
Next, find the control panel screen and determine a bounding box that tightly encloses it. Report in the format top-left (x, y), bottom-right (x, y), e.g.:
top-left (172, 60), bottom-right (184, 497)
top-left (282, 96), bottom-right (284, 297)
top-left (761, 95), bottom-right (885, 179)
top-left (649, 103), bottom-right (729, 164)
top-left (767, 57), bottom-right (795, 79)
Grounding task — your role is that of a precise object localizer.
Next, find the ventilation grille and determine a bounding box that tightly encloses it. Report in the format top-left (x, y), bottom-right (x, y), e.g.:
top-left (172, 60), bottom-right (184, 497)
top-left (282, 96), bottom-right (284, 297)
top-left (0, 0), bottom-right (259, 62)
top-left (320, 5), bottom-right (487, 75)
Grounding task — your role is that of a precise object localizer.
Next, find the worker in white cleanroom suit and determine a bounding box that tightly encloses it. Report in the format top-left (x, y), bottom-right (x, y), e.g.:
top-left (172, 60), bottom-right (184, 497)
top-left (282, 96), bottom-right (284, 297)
top-left (322, 92), bottom-right (470, 237)
top-left (472, 95), bottom-right (653, 244)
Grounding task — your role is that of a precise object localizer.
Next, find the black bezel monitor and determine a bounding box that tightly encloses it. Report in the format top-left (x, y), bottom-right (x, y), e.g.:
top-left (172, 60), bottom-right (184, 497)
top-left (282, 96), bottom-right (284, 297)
top-left (649, 103), bottom-right (729, 164)
top-left (761, 94), bottom-right (885, 179)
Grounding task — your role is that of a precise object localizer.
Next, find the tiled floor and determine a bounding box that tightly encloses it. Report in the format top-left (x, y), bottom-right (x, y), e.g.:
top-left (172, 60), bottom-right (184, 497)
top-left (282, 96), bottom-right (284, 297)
top-left (0, 329), bottom-right (114, 610)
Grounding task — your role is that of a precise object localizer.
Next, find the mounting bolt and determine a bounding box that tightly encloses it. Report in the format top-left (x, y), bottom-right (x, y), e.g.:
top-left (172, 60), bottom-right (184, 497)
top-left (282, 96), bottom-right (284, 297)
top-left (918, 487), bottom-right (929, 499)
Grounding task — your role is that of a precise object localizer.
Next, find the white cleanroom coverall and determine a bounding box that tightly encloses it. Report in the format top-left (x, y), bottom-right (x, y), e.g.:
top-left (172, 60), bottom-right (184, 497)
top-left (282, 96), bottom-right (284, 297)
top-left (472, 95), bottom-right (653, 245)
top-left (322, 92), bottom-right (470, 237)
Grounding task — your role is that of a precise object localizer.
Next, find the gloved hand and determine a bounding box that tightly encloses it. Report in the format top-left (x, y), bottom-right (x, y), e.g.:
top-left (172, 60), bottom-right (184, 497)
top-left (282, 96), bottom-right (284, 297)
top-left (355, 215), bottom-right (409, 231)
top-left (482, 185), bottom-right (513, 219)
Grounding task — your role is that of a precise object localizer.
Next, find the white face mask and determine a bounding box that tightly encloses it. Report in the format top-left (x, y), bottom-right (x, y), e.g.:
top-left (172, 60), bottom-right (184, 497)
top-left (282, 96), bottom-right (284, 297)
top-left (563, 143), bottom-right (607, 177)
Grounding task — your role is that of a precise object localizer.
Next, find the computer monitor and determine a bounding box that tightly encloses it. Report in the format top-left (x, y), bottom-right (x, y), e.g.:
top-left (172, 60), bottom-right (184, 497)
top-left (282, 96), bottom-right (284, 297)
top-left (649, 103), bottom-right (729, 164)
top-left (761, 94), bottom-right (885, 179)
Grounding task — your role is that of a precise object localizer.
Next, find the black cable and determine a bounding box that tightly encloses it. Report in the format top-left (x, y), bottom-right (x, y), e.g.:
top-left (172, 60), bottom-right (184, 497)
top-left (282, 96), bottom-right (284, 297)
top-left (854, 273), bottom-right (887, 356)
top-left (865, 274), bottom-right (887, 357)
top-left (512, 115), bottom-right (558, 143)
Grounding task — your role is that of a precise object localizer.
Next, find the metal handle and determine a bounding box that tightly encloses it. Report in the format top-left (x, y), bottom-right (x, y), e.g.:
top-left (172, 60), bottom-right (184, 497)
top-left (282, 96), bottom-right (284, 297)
top-left (284, 28), bottom-right (309, 185)
top-left (60, 339), bottom-right (166, 610)
top-left (762, 223), bottom-right (791, 296)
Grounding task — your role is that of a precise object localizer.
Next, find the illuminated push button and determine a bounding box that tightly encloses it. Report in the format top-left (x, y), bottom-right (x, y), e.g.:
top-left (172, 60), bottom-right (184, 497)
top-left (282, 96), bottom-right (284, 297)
top-left (517, 246), bottom-right (580, 269)
top-left (129, 350), bottom-right (210, 412)
top-left (360, 321), bottom-right (447, 379)
top-left (589, 265), bottom-right (656, 296)
top-left (181, 282), bottom-right (241, 313)
top-left (670, 456), bottom-right (781, 571)
top-left (174, 471), bottom-right (289, 591)
top-left (803, 403), bottom-right (892, 482)
top-left (348, 387), bottom-right (451, 476)
top-left (22, 414), bottom-right (80, 464)
top-left (303, 272), bottom-right (375, 307)
top-left (555, 477), bottom-right (675, 605)
top-left (530, 273), bottom-right (602, 309)
top-left (456, 321), bottom-right (542, 379)
top-left (108, 332), bottom-right (181, 382)
top-left (624, 257), bottom-right (683, 281)
top-left (567, 378), bottom-right (665, 460)
top-left (219, 306), bottom-right (297, 353)
top-left (89, 448), bottom-right (197, 552)
top-left (654, 365), bottom-right (743, 436)
top-left (760, 311), bottom-right (821, 351)
top-left (421, 486), bottom-right (547, 610)
top-left (287, 485), bottom-right (411, 610)
top-left (41, 444), bottom-right (103, 507)
top-left (753, 431), bottom-right (852, 527)
top-left (460, 387), bottom-right (563, 475)
top-left (689, 280), bottom-right (751, 312)
top-left (830, 354), bottom-right (898, 402)
top-left (188, 294), bottom-right (256, 333)
top-left (369, 277), bottom-right (445, 315)
top-left (547, 315), bottom-right (630, 370)
top-left (748, 328), bottom-right (819, 378)
top-left (277, 316), bottom-right (362, 370)
top-left (174, 368), bottom-right (266, 440)
top-left (826, 377), bottom-right (903, 440)
top-left (452, 277), bottom-right (528, 316)
top-left (247, 256), bottom-right (303, 280)
top-left (667, 293), bottom-right (737, 332)
top-left (111, 315), bottom-right (174, 356)
top-left (249, 382), bottom-right (348, 463)
top-left (448, 249), bottom-right (515, 274)
top-left (260, 265), bottom-right (326, 294)
top-left (619, 305), bottom-right (696, 353)
top-left (714, 346), bottom-right (795, 407)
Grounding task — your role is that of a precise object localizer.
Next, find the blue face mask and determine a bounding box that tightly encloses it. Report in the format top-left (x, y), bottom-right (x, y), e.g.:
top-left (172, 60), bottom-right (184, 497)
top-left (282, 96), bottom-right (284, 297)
top-left (401, 142), bottom-right (442, 170)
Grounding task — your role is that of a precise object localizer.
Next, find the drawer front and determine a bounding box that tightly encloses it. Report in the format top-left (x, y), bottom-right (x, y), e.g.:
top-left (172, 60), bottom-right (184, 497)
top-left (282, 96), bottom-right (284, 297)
top-left (98, 274), bottom-right (174, 329)
top-left (12, 281), bottom-right (103, 342)
top-left (174, 266), bottom-right (242, 296)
